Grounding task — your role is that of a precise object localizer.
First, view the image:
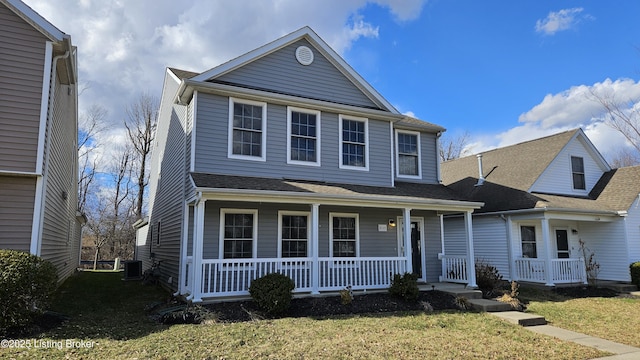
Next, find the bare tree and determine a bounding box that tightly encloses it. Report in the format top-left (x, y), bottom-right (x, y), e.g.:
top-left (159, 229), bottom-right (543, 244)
top-left (77, 105), bottom-right (107, 213)
top-left (609, 147), bottom-right (640, 168)
top-left (124, 93), bottom-right (159, 219)
top-left (590, 88), bottom-right (640, 162)
top-left (439, 131), bottom-right (471, 162)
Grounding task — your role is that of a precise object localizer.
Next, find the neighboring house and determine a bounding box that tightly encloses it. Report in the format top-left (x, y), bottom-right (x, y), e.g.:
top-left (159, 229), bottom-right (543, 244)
top-left (0, 0), bottom-right (82, 281)
top-left (138, 26), bottom-right (483, 302)
top-left (442, 129), bottom-right (640, 286)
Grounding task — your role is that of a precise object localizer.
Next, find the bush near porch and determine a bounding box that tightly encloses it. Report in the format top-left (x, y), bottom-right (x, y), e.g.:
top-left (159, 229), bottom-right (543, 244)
top-left (631, 262), bottom-right (640, 289)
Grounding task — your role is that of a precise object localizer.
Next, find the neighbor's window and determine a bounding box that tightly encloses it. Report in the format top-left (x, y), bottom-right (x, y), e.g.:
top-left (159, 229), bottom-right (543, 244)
top-left (571, 156), bottom-right (585, 190)
top-left (222, 210), bottom-right (257, 259)
top-left (279, 212), bottom-right (309, 258)
top-left (330, 213), bottom-right (359, 257)
top-left (520, 226), bottom-right (537, 258)
top-left (396, 131), bottom-right (421, 177)
top-left (288, 107), bottom-right (320, 165)
top-left (228, 98), bottom-right (266, 160)
top-left (340, 116), bottom-right (368, 170)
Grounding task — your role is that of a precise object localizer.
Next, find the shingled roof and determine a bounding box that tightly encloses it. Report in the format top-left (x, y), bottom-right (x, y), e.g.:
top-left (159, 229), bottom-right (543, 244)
top-left (441, 129), bottom-right (640, 214)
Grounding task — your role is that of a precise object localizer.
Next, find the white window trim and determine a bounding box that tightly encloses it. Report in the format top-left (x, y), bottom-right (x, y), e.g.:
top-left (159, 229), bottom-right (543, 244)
top-left (219, 208), bottom-right (259, 259)
top-left (339, 115), bottom-right (369, 171)
top-left (329, 212), bottom-right (360, 258)
top-left (277, 210), bottom-right (311, 258)
top-left (569, 155), bottom-right (587, 193)
top-left (286, 106), bottom-right (321, 166)
top-left (227, 97), bottom-right (267, 162)
top-left (395, 129), bottom-right (422, 179)
top-left (519, 224), bottom-right (538, 259)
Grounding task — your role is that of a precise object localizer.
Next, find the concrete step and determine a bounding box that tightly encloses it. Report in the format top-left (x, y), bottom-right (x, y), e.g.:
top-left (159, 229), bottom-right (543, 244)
top-left (468, 298), bottom-right (513, 312)
top-left (490, 311), bottom-right (547, 327)
top-left (439, 288), bottom-right (483, 299)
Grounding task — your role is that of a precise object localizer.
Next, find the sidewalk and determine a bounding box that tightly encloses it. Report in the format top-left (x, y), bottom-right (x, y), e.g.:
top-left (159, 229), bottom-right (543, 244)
top-left (489, 312), bottom-right (640, 359)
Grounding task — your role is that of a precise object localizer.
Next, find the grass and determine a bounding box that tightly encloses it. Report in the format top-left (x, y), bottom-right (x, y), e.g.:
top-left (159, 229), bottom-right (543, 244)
top-left (2, 273), bottom-right (609, 359)
top-left (522, 286), bottom-right (640, 347)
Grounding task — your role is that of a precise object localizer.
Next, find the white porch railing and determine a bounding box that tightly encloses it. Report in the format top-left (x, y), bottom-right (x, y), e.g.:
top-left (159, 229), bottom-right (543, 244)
top-left (441, 256), bottom-right (468, 284)
top-left (514, 258), bottom-right (586, 284)
top-left (194, 257), bottom-right (407, 298)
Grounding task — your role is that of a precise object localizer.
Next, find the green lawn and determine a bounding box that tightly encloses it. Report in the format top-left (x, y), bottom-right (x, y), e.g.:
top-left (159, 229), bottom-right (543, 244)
top-left (522, 287), bottom-right (640, 347)
top-left (2, 273), bottom-right (609, 359)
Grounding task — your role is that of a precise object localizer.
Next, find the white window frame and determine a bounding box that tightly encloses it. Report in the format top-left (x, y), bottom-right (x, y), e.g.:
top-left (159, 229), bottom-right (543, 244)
top-left (277, 210), bottom-right (311, 258)
top-left (286, 107), bottom-right (321, 166)
top-left (570, 155), bottom-right (586, 191)
top-left (520, 225), bottom-right (537, 259)
top-left (219, 208), bottom-right (258, 259)
top-left (395, 129), bottom-right (422, 179)
top-left (329, 212), bottom-right (360, 258)
top-left (339, 115), bottom-right (369, 171)
top-left (227, 97), bottom-right (267, 162)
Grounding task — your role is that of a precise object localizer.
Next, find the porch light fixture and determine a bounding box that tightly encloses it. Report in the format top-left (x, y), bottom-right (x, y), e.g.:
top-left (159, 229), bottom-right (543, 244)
top-left (388, 219), bottom-right (396, 227)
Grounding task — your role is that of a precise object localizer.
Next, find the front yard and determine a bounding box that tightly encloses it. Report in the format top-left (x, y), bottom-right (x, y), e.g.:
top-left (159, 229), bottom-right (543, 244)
top-left (3, 272), bottom-right (633, 359)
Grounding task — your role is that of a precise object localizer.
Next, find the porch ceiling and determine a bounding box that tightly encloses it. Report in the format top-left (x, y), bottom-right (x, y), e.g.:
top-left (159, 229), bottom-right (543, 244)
top-left (190, 173), bottom-right (483, 212)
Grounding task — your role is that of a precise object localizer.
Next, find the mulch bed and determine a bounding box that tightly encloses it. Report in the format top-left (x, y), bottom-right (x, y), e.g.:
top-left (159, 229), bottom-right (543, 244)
top-left (205, 290), bottom-right (458, 323)
top-left (553, 286), bottom-right (619, 298)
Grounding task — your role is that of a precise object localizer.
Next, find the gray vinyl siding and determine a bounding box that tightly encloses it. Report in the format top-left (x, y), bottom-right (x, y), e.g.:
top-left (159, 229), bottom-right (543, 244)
top-left (145, 75), bottom-right (187, 290)
top-left (0, 176), bottom-right (36, 251)
top-left (40, 76), bottom-right (80, 281)
top-left (443, 217), bottom-right (467, 256)
top-left (215, 39), bottom-right (379, 109)
top-left (472, 216), bottom-right (510, 280)
top-left (0, 3), bottom-right (48, 173)
top-left (194, 93), bottom-right (392, 186)
top-left (420, 132), bottom-right (439, 183)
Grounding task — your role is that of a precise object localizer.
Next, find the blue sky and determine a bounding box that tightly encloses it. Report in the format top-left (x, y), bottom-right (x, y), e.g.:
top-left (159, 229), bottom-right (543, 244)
top-left (24, 0), bottom-right (640, 161)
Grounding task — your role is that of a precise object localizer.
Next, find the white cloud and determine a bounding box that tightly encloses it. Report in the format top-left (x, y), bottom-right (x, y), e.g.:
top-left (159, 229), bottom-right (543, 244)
top-left (535, 7), bottom-right (590, 36)
top-left (467, 78), bottom-right (640, 158)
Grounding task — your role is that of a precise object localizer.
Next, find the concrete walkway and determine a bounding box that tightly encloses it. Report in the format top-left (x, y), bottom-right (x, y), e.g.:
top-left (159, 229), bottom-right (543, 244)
top-left (489, 312), bottom-right (640, 359)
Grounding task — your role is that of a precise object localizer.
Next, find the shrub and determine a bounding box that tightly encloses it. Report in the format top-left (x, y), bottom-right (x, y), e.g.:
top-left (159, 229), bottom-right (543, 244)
top-left (475, 260), bottom-right (503, 295)
top-left (249, 273), bottom-right (295, 315)
top-left (388, 272), bottom-right (419, 301)
top-left (0, 249), bottom-right (58, 335)
top-left (454, 296), bottom-right (471, 310)
top-left (497, 281), bottom-right (526, 311)
top-left (339, 286), bottom-right (353, 305)
top-left (631, 262), bottom-right (640, 289)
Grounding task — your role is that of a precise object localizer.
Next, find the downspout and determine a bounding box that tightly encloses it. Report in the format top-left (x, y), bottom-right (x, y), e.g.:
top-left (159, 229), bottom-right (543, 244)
top-left (30, 50), bottom-right (70, 256)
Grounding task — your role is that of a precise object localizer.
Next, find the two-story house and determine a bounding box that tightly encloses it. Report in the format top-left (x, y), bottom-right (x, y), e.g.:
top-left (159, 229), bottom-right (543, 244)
top-left (0, 0), bottom-right (82, 281)
top-left (138, 27), bottom-right (483, 302)
top-left (442, 129), bottom-right (640, 286)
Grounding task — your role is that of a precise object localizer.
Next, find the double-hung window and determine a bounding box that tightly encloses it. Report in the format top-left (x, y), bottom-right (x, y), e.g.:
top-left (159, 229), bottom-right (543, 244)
top-left (228, 98), bottom-right (266, 161)
top-left (571, 156), bottom-right (586, 190)
top-left (396, 130), bottom-right (421, 178)
top-left (279, 211), bottom-right (309, 258)
top-left (520, 226), bottom-right (537, 258)
top-left (339, 115), bottom-right (368, 170)
top-left (221, 209), bottom-right (257, 259)
top-left (287, 107), bottom-right (320, 165)
top-left (330, 213), bottom-right (359, 257)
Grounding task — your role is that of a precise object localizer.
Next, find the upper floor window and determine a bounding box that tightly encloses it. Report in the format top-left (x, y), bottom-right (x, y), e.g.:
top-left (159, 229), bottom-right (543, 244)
top-left (287, 107), bottom-right (320, 166)
top-left (571, 156), bottom-right (585, 190)
top-left (396, 130), bottom-right (421, 178)
top-left (520, 225), bottom-right (537, 258)
top-left (339, 115), bottom-right (369, 171)
top-left (220, 209), bottom-right (258, 259)
top-left (278, 211), bottom-right (309, 258)
top-left (330, 213), bottom-right (359, 257)
top-left (228, 98), bottom-right (266, 161)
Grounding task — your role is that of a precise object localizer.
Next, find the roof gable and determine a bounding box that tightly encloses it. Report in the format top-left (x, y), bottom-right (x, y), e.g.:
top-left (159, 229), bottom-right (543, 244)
top-left (192, 26), bottom-right (398, 113)
top-left (1, 0), bottom-right (66, 41)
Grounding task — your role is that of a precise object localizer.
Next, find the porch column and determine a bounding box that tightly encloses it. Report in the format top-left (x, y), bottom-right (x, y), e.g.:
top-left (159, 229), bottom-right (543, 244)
top-left (177, 202), bottom-right (190, 295)
top-left (403, 208), bottom-right (412, 274)
top-left (464, 211), bottom-right (477, 288)
top-left (542, 218), bottom-right (554, 286)
top-left (311, 203), bottom-right (320, 294)
top-left (505, 215), bottom-right (517, 282)
top-left (191, 199), bottom-right (206, 302)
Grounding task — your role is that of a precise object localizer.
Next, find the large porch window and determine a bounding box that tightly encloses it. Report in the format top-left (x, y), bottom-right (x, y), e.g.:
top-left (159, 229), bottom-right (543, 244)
top-left (278, 211), bottom-right (309, 257)
top-left (520, 225), bottom-right (537, 258)
top-left (330, 213), bottom-right (359, 257)
top-left (221, 209), bottom-right (257, 259)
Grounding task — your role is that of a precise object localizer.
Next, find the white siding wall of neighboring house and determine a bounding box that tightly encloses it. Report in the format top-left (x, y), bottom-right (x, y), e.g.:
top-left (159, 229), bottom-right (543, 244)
top-left (194, 93), bottom-right (393, 186)
top-left (135, 224), bottom-right (151, 271)
top-left (531, 137), bottom-right (606, 195)
top-left (625, 200), bottom-right (640, 266)
top-left (473, 216), bottom-right (511, 280)
top-left (578, 219), bottom-right (630, 282)
top-left (0, 3), bottom-right (48, 173)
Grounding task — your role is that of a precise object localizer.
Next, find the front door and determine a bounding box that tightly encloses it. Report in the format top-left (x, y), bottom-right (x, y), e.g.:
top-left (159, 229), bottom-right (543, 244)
top-left (397, 218), bottom-right (425, 281)
top-left (555, 229), bottom-right (570, 258)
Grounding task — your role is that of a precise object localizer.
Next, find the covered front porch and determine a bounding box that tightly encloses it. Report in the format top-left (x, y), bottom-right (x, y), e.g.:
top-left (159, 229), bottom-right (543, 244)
top-left (177, 177), bottom-right (482, 301)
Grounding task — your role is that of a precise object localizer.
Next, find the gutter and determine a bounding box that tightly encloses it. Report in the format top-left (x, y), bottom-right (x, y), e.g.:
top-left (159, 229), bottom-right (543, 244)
top-left (472, 206), bottom-right (623, 218)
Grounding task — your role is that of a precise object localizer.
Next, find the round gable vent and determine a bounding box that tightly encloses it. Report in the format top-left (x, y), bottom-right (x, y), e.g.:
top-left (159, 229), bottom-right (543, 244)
top-left (295, 46), bottom-right (314, 65)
